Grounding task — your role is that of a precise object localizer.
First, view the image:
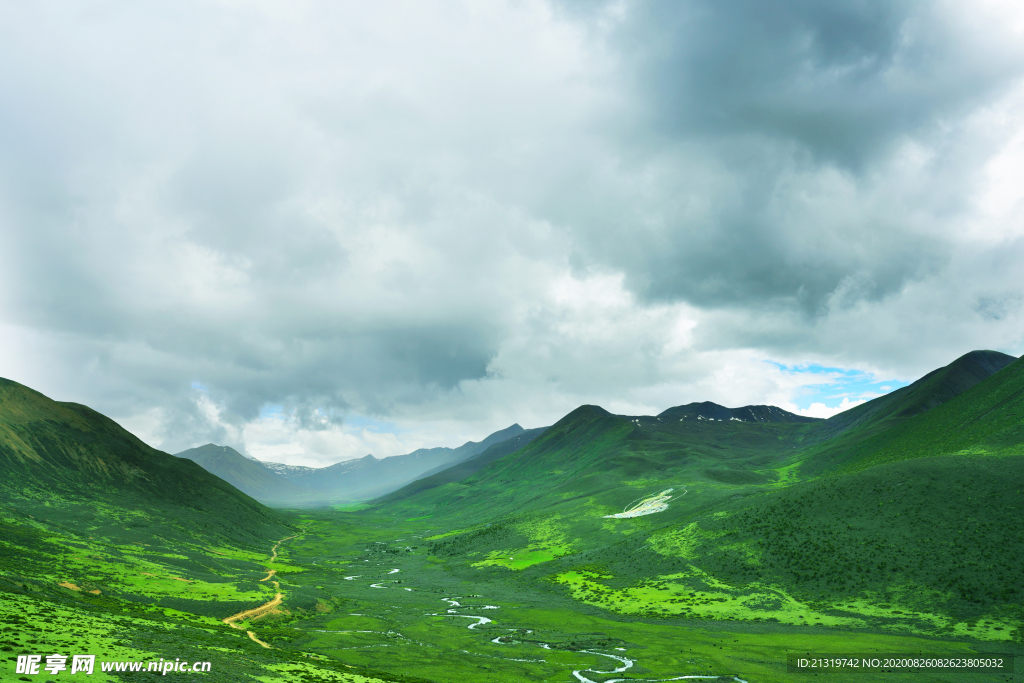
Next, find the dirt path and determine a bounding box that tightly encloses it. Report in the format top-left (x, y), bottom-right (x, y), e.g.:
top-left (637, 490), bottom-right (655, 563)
top-left (270, 535), bottom-right (298, 562)
top-left (222, 532), bottom-right (300, 648)
top-left (246, 630), bottom-right (272, 648)
top-left (222, 581), bottom-right (283, 626)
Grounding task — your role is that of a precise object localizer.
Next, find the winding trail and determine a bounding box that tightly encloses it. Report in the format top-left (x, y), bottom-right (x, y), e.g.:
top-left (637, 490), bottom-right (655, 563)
top-left (270, 535), bottom-right (298, 561)
top-left (246, 631), bottom-right (272, 648)
top-left (222, 581), bottom-right (284, 626)
top-left (221, 532), bottom-right (300, 649)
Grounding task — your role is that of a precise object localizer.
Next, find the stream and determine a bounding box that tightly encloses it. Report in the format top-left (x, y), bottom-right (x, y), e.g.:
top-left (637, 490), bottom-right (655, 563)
top-left (339, 556), bottom-right (751, 682)
top-left (443, 596), bottom-right (749, 682)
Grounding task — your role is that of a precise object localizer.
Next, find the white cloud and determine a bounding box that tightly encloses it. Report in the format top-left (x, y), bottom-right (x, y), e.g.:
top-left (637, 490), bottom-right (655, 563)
top-left (0, 1), bottom-right (1022, 464)
top-left (792, 398), bottom-right (869, 419)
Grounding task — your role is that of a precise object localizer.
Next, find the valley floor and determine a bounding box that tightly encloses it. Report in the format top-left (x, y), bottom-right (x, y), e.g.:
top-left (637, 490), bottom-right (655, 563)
top-left (3, 507), bottom-right (1021, 683)
top-left (227, 510), bottom-right (1022, 683)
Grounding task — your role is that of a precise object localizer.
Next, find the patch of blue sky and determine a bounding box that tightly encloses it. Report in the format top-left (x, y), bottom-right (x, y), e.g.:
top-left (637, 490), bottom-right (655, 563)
top-left (341, 414), bottom-right (404, 434)
top-left (259, 404), bottom-right (286, 419)
top-left (256, 403), bottom-right (401, 434)
top-left (190, 381), bottom-right (208, 391)
top-left (768, 361), bottom-right (909, 411)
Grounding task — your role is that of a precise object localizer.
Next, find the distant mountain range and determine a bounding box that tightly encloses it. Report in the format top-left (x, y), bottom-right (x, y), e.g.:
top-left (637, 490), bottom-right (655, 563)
top-left (174, 423), bottom-right (534, 506)
top-left (175, 402), bottom-right (828, 506)
top-left (15, 348), bottom-right (1008, 516)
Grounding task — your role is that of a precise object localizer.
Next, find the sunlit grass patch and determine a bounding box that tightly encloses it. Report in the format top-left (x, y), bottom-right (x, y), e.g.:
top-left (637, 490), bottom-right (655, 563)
top-left (331, 502), bottom-right (372, 512)
top-left (472, 543), bottom-right (573, 570)
top-left (770, 460), bottom-right (802, 485)
top-left (555, 570), bottom-right (867, 626)
top-left (834, 596), bottom-right (1019, 641)
top-left (555, 567), bottom-right (1021, 640)
top-left (647, 521), bottom-right (729, 560)
top-left (264, 562), bottom-right (308, 575)
top-left (257, 661), bottom-right (391, 682)
top-left (424, 526), bottom-right (479, 540)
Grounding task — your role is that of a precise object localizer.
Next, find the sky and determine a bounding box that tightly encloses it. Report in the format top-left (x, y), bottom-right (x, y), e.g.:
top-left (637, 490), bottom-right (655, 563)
top-left (1, 0), bottom-right (1023, 467)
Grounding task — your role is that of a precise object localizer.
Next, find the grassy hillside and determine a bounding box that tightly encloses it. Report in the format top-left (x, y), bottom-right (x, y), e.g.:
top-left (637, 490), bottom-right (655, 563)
top-left (0, 378), bottom-right (290, 545)
top-left (368, 350), bottom-right (1024, 657)
top-left (801, 353), bottom-right (1024, 475)
top-left (376, 426), bottom-right (548, 504)
top-left (0, 378), bottom-right (420, 682)
top-left (798, 350), bottom-right (1017, 474)
top-left (175, 443), bottom-right (311, 505)
top-left (837, 350), bottom-right (1014, 426)
top-left (846, 354), bottom-right (1024, 467)
top-left (691, 454), bottom-right (1023, 620)
top-left (375, 404), bottom-right (817, 522)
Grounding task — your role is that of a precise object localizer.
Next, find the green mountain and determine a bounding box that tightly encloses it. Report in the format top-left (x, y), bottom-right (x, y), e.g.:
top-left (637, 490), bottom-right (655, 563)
top-left (375, 426), bottom-right (548, 504)
top-left (673, 355), bottom-right (1024, 626)
top-left (378, 400), bottom-right (833, 518)
top-left (0, 378), bottom-right (405, 682)
top-left (829, 352), bottom-right (1024, 470)
top-left (832, 349), bottom-right (1015, 430)
top-left (658, 401), bottom-right (820, 423)
top-left (800, 350), bottom-right (1019, 474)
top-left (380, 351), bottom-right (1019, 524)
top-left (0, 378), bottom-right (289, 544)
top-left (174, 443), bottom-right (310, 505)
top-left (375, 401), bottom-right (817, 520)
top-left (373, 350), bottom-right (1024, 647)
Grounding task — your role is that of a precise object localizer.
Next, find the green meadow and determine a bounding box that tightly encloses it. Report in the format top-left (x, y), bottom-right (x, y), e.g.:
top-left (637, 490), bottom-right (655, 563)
top-left (3, 354), bottom-right (1024, 681)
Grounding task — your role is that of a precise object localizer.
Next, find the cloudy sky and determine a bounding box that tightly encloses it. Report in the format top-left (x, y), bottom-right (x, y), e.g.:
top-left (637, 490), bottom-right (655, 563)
top-left (2, 1), bottom-right (1023, 466)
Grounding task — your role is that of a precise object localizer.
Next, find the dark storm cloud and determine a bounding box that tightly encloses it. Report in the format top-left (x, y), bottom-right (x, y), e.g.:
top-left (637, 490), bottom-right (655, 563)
top-left (580, 0), bottom-right (1018, 166)
top-left (548, 0), bottom-right (1024, 315)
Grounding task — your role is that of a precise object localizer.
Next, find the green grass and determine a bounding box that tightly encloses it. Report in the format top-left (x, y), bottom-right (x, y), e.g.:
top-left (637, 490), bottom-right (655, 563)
top-left (3, 493), bottom-right (1020, 683)
top-left (472, 543), bottom-right (573, 570)
top-left (237, 511), bottom-right (1019, 682)
top-left (4, 355), bottom-right (1024, 681)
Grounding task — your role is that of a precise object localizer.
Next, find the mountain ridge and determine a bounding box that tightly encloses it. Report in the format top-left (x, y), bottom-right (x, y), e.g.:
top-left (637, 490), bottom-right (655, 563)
top-left (657, 401), bottom-right (819, 424)
top-left (798, 349), bottom-right (1019, 474)
top-left (175, 422), bottom-right (529, 506)
top-left (174, 443), bottom-right (310, 504)
top-left (0, 377), bottom-right (290, 544)
top-left (373, 349), bottom-right (1020, 523)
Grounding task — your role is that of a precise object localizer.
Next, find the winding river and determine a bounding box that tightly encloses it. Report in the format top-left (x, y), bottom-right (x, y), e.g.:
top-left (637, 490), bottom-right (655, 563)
top-left (340, 555), bottom-right (750, 682)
